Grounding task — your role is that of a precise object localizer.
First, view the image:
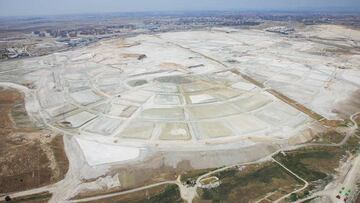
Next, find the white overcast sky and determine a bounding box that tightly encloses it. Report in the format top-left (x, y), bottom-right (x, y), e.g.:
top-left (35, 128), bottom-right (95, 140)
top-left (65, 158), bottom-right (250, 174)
top-left (0, 0), bottom-right (359, 17)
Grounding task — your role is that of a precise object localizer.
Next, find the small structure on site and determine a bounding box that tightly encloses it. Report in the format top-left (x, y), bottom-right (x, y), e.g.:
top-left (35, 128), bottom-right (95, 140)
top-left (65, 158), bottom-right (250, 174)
top-left (199, 176), bottom-right (220, 189)
top-left (265, 26), bottom-right (295, 35)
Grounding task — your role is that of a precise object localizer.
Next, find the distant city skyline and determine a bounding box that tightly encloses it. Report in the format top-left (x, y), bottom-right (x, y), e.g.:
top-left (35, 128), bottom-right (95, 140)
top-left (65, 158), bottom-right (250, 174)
top-left (1, 0), bottom-right (360, 17)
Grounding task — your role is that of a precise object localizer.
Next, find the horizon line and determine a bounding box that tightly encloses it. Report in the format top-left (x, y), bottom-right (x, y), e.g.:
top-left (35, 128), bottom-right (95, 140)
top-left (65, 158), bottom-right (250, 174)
top-left (1, 8), bottom-right (360, 19)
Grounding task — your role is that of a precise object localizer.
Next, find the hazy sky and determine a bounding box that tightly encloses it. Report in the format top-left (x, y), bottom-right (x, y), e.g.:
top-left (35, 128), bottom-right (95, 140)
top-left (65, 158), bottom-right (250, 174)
top-left (0, 0), bottom-right (360, 17)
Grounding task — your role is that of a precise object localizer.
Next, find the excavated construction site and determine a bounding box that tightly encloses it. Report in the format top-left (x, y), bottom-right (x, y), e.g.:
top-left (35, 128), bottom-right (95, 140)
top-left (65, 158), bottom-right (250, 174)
top-left (0, 24), bottom-right (360, 202)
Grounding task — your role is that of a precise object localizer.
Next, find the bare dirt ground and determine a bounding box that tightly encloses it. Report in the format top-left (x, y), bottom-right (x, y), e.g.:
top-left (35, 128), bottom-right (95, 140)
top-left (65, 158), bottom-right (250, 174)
top-left (311, 130), bottom-right (346, 144)
top-left (0, 87), bottom-right (68, 194)
top-left (356, 194), bottom-right (360, 203)
top-left (334, 90), bottom-right (360, 120)
top-left (72, 155), bottom-right (188, 199)
top-left (231, 69), bottom-right (346, 127)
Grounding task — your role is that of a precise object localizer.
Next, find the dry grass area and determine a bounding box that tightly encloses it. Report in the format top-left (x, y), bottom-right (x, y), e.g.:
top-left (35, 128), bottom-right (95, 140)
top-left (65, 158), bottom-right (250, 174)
top-left (85, 184), bottom-right (183, 203)
top-left (356, 194), bottom-right (360, 203)
top-left (312, 130), bottom-right (345, 144)
top-left (0, 87), bottom-right (68, 193)
top-left (319, 119), bottom-right (347, 128)
top-left (121, 53), bottom-right (146, 60)
top-left (0, 192), bottom-right (52, 203)
top-left (180, 168), bottom-right (215, 183)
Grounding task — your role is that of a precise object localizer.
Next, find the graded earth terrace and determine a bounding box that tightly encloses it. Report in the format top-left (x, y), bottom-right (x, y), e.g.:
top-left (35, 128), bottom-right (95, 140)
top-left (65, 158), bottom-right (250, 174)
top-left (1, 24), bottom-right (360, 203)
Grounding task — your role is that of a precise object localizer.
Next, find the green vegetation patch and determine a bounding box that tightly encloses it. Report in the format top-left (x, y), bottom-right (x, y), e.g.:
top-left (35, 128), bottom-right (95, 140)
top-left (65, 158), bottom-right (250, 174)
top-left (196, 162), bottom-right (301, 203)
top-left (274, 148), bottom-right (336, 182)
top-left (274, 137), bottom-right (360, 193)
top-left (343, 136), bottom-right (360, 154)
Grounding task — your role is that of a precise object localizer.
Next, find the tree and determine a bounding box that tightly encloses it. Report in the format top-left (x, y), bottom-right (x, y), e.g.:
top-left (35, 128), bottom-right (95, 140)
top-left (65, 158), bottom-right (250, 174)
top-left (289, 193), bottom-right (298, 202)
top-left (5, 196), bottom-right (11, 202)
